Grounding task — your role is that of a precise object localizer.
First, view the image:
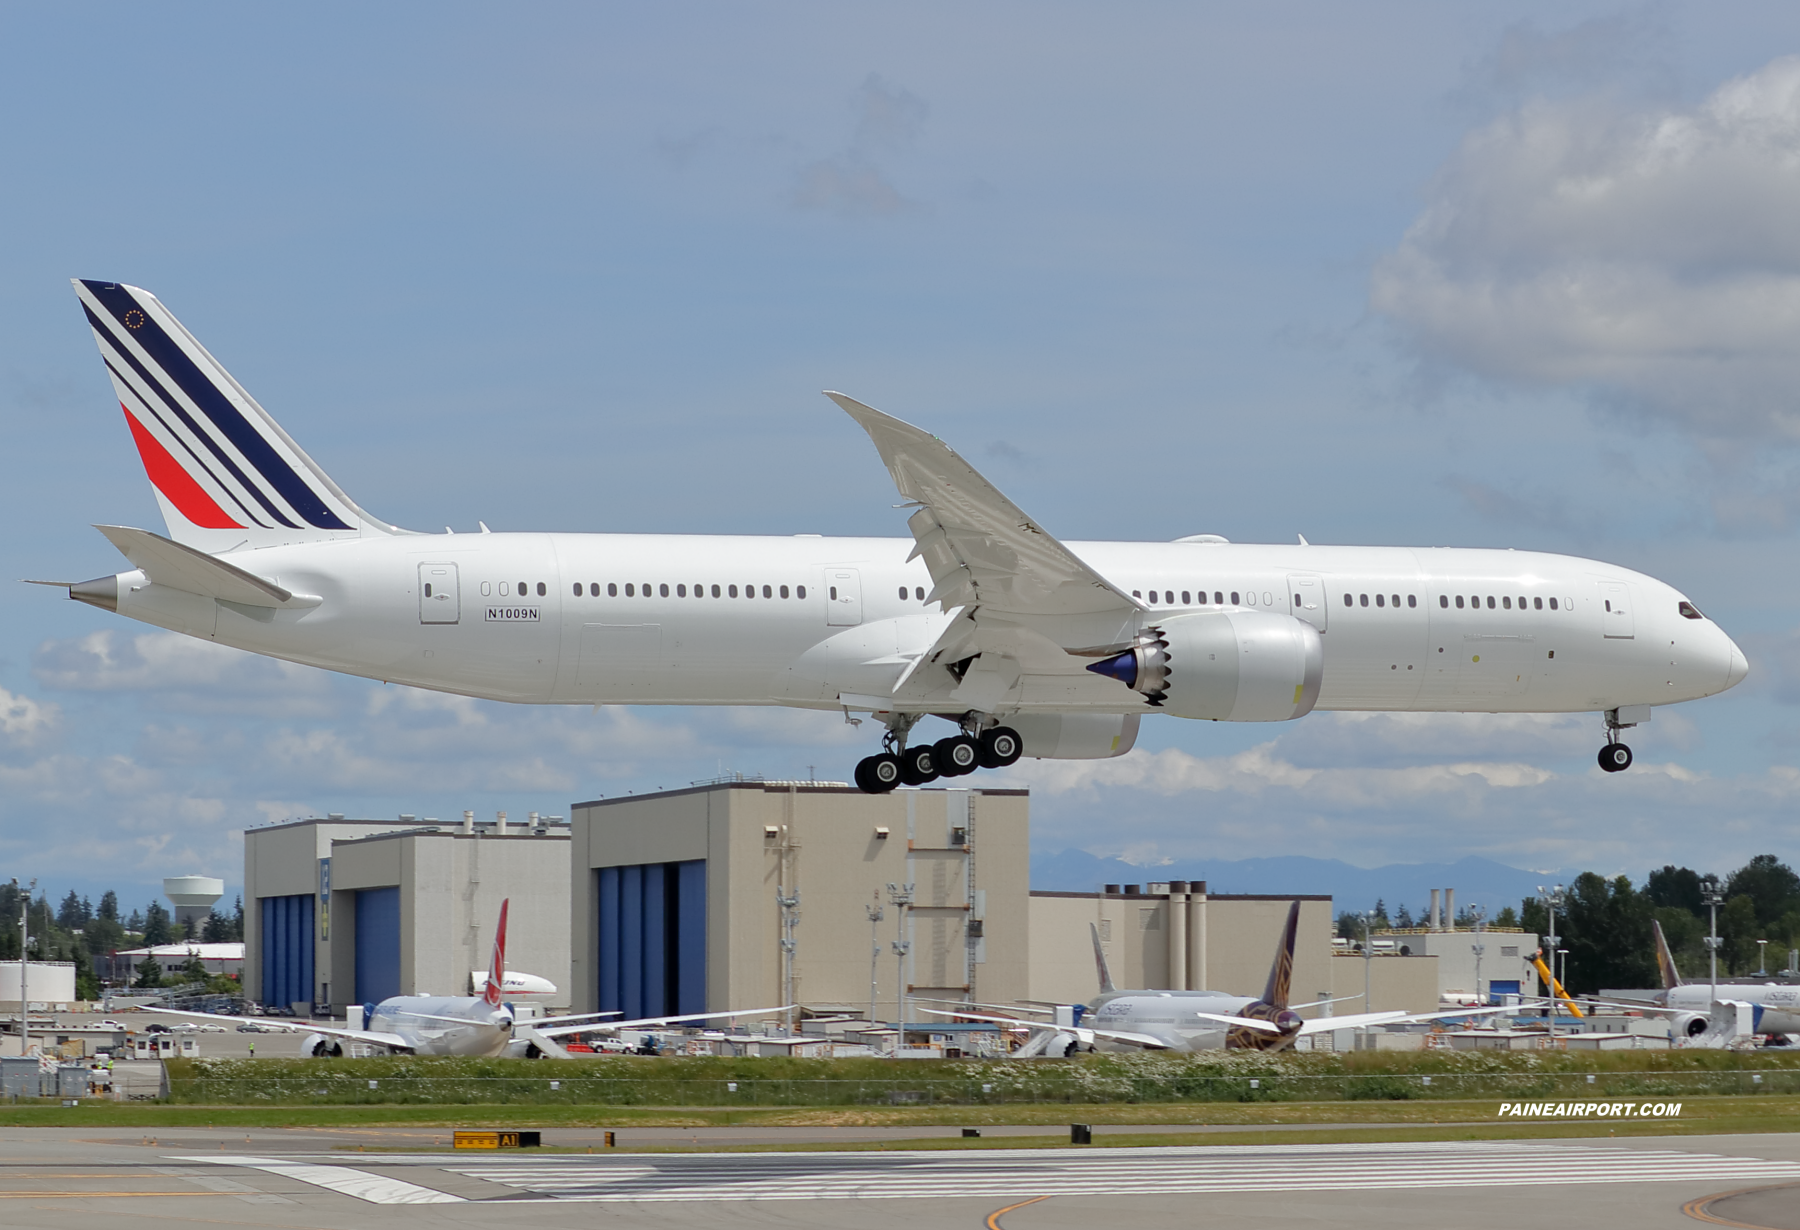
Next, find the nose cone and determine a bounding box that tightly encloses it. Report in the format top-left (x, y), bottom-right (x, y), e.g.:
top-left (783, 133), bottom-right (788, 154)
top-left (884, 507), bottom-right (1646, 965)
top-left (1725, 641), bottom-right (1749, 691)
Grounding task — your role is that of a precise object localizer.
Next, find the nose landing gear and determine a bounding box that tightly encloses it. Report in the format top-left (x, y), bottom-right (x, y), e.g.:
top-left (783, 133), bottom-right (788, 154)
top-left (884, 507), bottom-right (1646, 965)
top-left (1597, 707), bottom-right (1641, 773)
top-left (853, 714), bottom-right (1024, 793)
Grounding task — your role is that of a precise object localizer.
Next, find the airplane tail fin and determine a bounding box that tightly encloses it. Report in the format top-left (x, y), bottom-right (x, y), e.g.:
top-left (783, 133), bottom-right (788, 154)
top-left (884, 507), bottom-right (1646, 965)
top-left (1260, 901), bottom-right (1301, 1010)
top-left (1090, 922), bottom-right (1116, 994)
top-left (1653, 918), bottom-right (1684, 990)
top-left (71, 279), bottom-right (403, 552)
top-left (484, 899), bottom-right (509, 1007)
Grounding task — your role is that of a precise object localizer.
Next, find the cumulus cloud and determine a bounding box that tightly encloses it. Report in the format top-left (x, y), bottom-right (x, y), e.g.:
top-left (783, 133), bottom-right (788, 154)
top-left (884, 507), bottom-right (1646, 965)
top-left (33, 630), bottom-right (335, 714)
top-left (0, 686), bottom-right (55, 737)
top-left (1374, 54), bottom-right (1800, 442)
top-left (793, 74), bottom-right (927, 218)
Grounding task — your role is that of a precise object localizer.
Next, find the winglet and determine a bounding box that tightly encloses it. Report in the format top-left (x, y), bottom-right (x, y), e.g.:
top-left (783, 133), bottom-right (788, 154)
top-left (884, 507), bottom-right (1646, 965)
top-left (1261, 901), bottom-right (1301, 1010)
top-left (1653, 918), bottom-right (1684, 990)
top-left (1090, 921), bottom-right (1116, 994)
top-left (484, 898), bottom-right (509, 1007)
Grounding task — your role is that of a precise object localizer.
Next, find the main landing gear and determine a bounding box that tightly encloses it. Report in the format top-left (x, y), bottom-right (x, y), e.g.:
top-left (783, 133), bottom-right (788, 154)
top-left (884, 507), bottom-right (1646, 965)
top-left (853, 715), bottom-right (1023, 794)
top-left (1597, 707), bottom-right (1636, 773)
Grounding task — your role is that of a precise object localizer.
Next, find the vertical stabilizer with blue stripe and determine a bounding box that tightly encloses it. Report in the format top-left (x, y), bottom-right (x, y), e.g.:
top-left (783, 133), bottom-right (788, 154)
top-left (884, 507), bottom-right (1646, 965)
top-left (72, 279), bottom-right (404, 552)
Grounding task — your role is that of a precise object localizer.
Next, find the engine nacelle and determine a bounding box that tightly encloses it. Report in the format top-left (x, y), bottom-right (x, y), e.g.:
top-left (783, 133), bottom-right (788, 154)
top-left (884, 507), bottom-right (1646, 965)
top-left (1008, 713), bottom-right (1141, 759)
top-left (1671, 1011), bottom-right (1709, 1040)
top-left (302, 1033), bottom-right (343, 1058)
top-left (1087, 610), bottom-right (1323, 721)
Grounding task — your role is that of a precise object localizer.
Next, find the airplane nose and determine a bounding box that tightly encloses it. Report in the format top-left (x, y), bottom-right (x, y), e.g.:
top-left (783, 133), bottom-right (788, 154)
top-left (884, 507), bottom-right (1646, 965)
top-left (1725, 642), bottom-right (1749, 691)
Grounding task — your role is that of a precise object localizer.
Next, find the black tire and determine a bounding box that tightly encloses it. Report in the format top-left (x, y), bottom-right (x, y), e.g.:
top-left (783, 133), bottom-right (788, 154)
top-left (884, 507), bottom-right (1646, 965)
top-left (979, 726), bottom-right (1023, 768)
top-left (1598, 742), bottom-right (1633, 772)
top-left (901, 744), bottom-right (939, 785)
top-left (855, 754), bottom-right (902, 794)
top-left (935, 735), bottom-right (980, 776)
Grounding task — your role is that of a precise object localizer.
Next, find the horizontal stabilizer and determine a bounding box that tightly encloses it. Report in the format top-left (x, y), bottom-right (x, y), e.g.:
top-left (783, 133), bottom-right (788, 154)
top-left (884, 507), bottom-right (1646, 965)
top-left (95, 524), bottom-right (316, 609)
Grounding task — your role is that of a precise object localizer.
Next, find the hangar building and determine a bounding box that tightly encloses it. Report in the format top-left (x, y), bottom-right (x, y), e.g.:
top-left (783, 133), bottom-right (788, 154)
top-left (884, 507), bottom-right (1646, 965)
top-left (568, 782), bottom-right (1030, 1021)
top-left (244, 812), bottom-right (570, 1013)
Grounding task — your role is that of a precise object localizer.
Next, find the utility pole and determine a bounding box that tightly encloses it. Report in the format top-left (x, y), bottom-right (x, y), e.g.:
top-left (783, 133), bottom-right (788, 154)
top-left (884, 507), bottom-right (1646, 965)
top-left (775, 886), bottom-right (800, 1033)
top-left (1702, 875), bottom-right (1724, 999)
top-left (1538, 884), bottom-right (1564, 1038)
top-left (887, 882), bottom-right (913, 1042)
top-left (866, 896), bottom-right (884, 1026)
top-left (1360, 911), bottom-right (1373, 1013)
top-left (13, 878), bottom-right (34, 1054)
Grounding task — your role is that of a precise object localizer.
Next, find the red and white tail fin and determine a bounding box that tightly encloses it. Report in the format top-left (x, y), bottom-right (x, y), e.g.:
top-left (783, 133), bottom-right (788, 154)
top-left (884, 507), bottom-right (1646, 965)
top-left (71, 279), bottom-right (402, 553)
top-left (484, 899), bottom-right (510, 1007)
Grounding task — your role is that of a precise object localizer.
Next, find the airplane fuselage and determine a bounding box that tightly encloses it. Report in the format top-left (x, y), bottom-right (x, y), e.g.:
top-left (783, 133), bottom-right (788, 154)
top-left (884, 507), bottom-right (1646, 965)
top-left (1666, 985), bottom-right (1800, 1035)
top-left (101, 533), bottom-right (1742, 720)
top-left (362, 996), bottom-right (512, 1057)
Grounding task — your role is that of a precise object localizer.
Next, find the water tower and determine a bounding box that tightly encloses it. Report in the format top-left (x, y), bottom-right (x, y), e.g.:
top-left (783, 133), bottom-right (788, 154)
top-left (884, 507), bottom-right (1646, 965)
top-left (163, 875), bottom-right (225, 938)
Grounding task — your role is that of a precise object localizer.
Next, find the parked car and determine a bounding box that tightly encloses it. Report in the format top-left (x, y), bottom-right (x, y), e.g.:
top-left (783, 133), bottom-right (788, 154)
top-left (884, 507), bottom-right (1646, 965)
top-left (144, 1023), bottom-right (172, 1034)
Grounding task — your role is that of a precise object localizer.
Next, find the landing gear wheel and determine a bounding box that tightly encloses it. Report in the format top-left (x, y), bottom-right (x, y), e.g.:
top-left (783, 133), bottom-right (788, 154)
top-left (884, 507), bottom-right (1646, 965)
top-left (978, 726), bottom-right (1023, 768)
top-left (900, 743), bottom-right (939, 785)
top-left (1598, 742), bottom-right (1633, 773)
top-left (854, 753), bottom-right (902, 794)
top-left (934, 735), bottom-right (980, 777)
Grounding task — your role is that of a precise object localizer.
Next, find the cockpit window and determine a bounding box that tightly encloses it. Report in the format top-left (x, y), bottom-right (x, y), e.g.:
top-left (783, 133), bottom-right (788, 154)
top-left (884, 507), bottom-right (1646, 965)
top-left (1678, 601), bottom-right (1705, 621)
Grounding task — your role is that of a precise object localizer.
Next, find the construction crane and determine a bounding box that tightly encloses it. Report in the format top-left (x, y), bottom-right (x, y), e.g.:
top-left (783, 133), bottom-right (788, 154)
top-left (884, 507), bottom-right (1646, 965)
top-left (1529, 949), bottom-right (1586, 1019)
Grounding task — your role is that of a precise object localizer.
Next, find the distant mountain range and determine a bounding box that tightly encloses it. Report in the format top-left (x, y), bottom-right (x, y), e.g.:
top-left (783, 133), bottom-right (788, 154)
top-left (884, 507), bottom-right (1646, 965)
top-left (1029, 850), bottom-right (1587, 919)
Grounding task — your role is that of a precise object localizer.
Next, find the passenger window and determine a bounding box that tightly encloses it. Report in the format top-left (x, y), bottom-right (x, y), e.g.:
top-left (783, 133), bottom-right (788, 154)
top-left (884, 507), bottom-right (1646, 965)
top-left (898, 586), bottom-right (907, 599)
top-left (1247, 591), bottom-right (1257, 606)
top-left (1408, 595), bottom-right (1417, 608)
top-left (1214, 591), bottom-right (1223, 604)
top-left (590, 583), bottom-right (600, 597)
top-left (481, 581), bottom-right (492, 597)
top-left (572, 583), bottom-right (581, 597)
top-left (1391, 595), bottom-right (1399, 608)
top-left (1678, 601), bottom-right (1704, 620)
top-left (1486, 596), bottom-right (1495, 609)
top-left (731, 585), bottom-right (740, 598)
top-left (1550, 597), bottom-right (1558, 610)
top-left (608, 583), bottom-right (618, 597)
top-left (1133, 590), bottom-right (1142, 599)
top-left (1376, 594), bottom-right (1385, 607)
top-left (915, 586), bottom-right (924, 600)
top-left (1165, 591), bottom-right (1174, 605)
top-left (780, 585), bottom-right (790, 599)
top-left (694, 583), bottom-right (703, 597)
top-left (763, 585), bottom-right (772, 598)
top-left (1183, 591), bottom-right (1191, 605)
top-left (500, 582), bottom-right (510, 597)
top-left (1231, 591), bottom-right (1240, 605)
top-left (1455, 595), bottom-right (1464, 609)
top-left (745, 584), bottom-right (755, 599)
top-left (1359, 594), bottom-right (1368, 607)
top-left (654, 583), bottom-right (664, 597)
top-left (797, 585), bottom-right (807, 599)
top-left (1439, 595), bottom-right (1447, 608)
top-left (518, 581), bottom-right (527, 594)
top-left (1343, 593), bottom-right (1352, 607)
top-left (677, 584), bottom-right (687, 598)
top-left (712, 584), bottom-right (721, 598)
top-left (1533, 597), bottom-right (1542, 609)
top-left (625, 584), bottom-right (635, 597)
top-left (1503, 597), bottom-right (1511, 609)
top-left (1148, 591), bottom-right (1158, 604)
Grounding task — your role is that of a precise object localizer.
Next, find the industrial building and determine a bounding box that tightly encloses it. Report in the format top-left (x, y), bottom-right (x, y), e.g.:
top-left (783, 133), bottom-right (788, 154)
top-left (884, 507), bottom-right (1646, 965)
top-left (568, 782), bottom-right (1030, 1021)
top-left (244, 811), bottom-right (570, 1014)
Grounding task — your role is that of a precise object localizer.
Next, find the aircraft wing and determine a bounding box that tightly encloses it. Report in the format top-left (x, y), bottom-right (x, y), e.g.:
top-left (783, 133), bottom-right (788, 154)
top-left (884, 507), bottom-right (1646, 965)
top-left (918, 1007), bottom-right (1170, 1050)
top-left (138, 1006), bottom-right (410, 1049)
top-left (1190, 1011), bottom-right (1283, 1034)
top-left (1295, 1004), bottom-right (1525, 1035)
top-left (533, 1005), bottom-right (791, 1039)
top-left (831, 394), bottom-right (1141, 679)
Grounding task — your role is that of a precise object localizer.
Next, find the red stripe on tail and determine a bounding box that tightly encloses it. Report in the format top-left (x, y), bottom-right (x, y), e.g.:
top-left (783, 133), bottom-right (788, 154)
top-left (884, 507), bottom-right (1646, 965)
top-left (122, 406), bottom-right (242, 530)
top-left (484, 899), bottom-right (509, 1006)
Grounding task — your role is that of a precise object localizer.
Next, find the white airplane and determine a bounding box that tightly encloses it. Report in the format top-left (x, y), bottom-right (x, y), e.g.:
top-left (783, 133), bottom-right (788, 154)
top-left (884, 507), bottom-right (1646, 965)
top-left (46, 280), bottom-right (1748, 789)
top-left (472, 970), bottom-right (560, 999)
top-left (928, 902), bottom-right (1515, 1054)
top-left (1591, 920), bottom-right (1800, 1044)
top-left (146, 898), bottom-right (787, 1057)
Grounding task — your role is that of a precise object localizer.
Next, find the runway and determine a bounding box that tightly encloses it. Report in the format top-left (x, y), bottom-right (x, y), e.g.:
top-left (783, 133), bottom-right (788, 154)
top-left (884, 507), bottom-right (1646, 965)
top-left (5, 1129), bottom-right (1800, 1228)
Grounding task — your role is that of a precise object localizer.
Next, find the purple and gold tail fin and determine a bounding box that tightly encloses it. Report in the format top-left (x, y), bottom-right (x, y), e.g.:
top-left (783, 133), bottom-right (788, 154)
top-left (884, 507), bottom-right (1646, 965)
top-left (1653, 918), bottom-right (1684, 990)
top-left (1089, 922), bottom-right (1116, 994)
top-left (1260, 901), bottom-right (1301, 1010)
top-left (71, 279), bottom-right (400, 552)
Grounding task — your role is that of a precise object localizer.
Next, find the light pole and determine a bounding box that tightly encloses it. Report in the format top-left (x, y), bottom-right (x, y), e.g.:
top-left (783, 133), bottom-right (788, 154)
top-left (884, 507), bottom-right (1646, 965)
top-left (1538, 884), bottom-right (1564, 1037)
top-left (1757, 939), bottom-right (1768, 978)
top-left (1470, 905), bottom-right (1487, 1006)
top-left (887, 882), bottom-right (913, 1039)
top-left (1701, 876), bottom-right (1724, 999)
top-left (866, 896), bottom-right (884, 1025)
top-left (774, 886), bottom-right (800, 1033)
top-left (1360, 911), bottom-right (1373, 1013)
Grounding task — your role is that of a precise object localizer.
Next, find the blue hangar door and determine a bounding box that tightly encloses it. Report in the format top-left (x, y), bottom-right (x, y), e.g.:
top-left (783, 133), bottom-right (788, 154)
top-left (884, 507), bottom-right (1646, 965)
top-left (596, 861), bottom-right (705, 1020)
top-left (354, 887), bottom-right (402, 1005)
top-left (259, 894), bottom-right (314, 1011)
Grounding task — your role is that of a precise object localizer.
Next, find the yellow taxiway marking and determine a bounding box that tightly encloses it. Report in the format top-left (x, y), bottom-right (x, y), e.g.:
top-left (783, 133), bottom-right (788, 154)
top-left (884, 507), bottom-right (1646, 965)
top-left (986, 1194), bottom-right (1050, 1229)
top-left (1681, 1184), bottom-right (1796, 1229)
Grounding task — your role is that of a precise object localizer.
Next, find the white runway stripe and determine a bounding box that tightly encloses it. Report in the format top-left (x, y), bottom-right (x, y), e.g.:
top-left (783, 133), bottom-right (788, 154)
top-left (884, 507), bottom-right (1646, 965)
top-left (171, 1156), bottom-right (466, 1205)
top-left (429, 1142), bottom-right (1800, 1204)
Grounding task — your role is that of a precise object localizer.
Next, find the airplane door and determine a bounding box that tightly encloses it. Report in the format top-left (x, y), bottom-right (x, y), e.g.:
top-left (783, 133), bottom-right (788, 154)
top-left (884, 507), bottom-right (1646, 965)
top-left (826, 568), bottom-right (863, 626)
top-left (419, 563), bottom-right (460, 624)
top-left (1286, 574), bottom-right (1327, 632)
top-left (1597, 581), bottom-right (1634, 639)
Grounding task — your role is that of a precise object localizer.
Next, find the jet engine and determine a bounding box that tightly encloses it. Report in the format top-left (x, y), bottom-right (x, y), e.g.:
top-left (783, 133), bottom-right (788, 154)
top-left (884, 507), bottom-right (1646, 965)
top-left (1086, 610), bottom-right (1323, 721)
top-left (303, 1034), bottom-right (344, 1058)
top-left (1670, 1011), bottom-right (1709, 1040)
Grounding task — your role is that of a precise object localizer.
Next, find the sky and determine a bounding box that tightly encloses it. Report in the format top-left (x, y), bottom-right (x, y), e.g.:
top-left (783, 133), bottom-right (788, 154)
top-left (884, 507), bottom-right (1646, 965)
top-left (6, 2), bottom-right (1800, 910)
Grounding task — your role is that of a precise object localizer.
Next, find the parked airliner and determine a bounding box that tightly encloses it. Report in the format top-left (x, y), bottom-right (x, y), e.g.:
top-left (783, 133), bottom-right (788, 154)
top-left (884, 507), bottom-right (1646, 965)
top-left (45, 280), bottom-right (1747, 790)
top-left (1605, 920), bottom-right (1800, 1043)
